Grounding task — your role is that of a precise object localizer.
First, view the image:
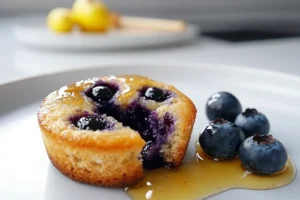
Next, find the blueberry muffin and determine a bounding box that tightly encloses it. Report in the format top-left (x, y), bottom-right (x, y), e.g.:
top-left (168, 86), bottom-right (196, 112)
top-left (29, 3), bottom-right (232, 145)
top-left (38, 75), bottom-right (197, 187)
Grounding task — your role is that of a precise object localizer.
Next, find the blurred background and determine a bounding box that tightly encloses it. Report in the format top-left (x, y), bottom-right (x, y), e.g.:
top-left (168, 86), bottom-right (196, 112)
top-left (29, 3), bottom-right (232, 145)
top-left (1, 0), bottom-right (300, 83)
top-left (2, 0), bottom-right (300, 33)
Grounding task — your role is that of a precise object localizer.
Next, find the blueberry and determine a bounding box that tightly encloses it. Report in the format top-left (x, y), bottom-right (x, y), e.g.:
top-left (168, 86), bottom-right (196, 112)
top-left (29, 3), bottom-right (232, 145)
top-left (239, 135), bottom-right (288, 174)
top-left (234, 108), bottom-right (270, 138)
top-left (206, 92), bottom-right (242, 122)
top-left (144, 87), bottom-right (167, 102)
top-left (141, 130), bottom-right (154, 141)
top-left (77, 115), bottom-right (110, 131)
top-left (199, 119), bottom-right (245, 159)
top-left (122, 104), bottom-right (151, 140)
top-left (141, 141), bottom-right (164, 169)
top-left (91, 86), bottom-right (114, 103)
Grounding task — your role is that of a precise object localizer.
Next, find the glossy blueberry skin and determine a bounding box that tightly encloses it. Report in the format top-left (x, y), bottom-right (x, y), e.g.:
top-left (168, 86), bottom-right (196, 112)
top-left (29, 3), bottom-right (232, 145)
top-left (239, 135), bottom-right (288, 174)
top-left (143, 87), bottom-right (167, 102)
top-left (199, 119), bottom-right (245, 159)
top-left (76, 115), bottom-right (112, 131)
top-left (92, 86), bottom-right (114, 103)
top-left (234, 108), bottom-right (270, 138)
top-left (205, 92), bottom-right (242, 122)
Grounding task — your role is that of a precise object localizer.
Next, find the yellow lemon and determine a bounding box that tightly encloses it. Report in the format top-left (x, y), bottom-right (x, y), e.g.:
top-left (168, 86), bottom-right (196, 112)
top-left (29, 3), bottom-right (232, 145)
top-left (47, 8), bottom-right (73, 33)
top-left (72, 0), bottom-right (110, 32)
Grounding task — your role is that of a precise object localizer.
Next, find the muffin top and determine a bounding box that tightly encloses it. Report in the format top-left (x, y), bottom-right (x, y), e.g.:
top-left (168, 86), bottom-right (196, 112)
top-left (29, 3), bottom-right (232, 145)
top-left (38, 75), bottom-right (196, 168)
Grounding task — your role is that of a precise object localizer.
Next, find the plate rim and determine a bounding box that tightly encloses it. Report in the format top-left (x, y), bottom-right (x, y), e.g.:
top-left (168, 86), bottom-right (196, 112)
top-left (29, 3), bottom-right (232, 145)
top-left (13, 22), bottom-right (200, 50)
top-left (0, 61), bottom-right (299, 199)
top-left (1, 61), bottom-right (300, 86)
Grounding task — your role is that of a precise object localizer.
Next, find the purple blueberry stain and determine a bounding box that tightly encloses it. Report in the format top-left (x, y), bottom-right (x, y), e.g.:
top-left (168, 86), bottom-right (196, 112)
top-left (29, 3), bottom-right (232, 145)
top-left (140, 112), bottom-right (175, 169)
top-left (71, 82), bottom-right (176, 170)
top-left (69, 111), bottom-right (90, 125)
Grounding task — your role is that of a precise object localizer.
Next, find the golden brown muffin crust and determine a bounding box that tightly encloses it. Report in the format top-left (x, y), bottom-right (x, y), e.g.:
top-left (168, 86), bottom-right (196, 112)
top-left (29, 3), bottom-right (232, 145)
top-left (38, 75), bottom-right (197, 187)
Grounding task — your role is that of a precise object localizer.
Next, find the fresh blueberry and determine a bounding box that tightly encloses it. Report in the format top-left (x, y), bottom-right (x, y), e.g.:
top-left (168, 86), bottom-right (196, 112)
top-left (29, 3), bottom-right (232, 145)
top-left (143, 87), bottom-right (167, 102)
top-left (199, 119), bottom-right (245, 159)
top-left (239, 135), bottom-right (288, 174)
top-left (76, 115), bottom-right (111, 131)
top-left (206, 92), bottom-right (242, 122)
top-left (234, 108), bottom-right (270, 138)
top-left (91, 86), bottom-right (114, 103)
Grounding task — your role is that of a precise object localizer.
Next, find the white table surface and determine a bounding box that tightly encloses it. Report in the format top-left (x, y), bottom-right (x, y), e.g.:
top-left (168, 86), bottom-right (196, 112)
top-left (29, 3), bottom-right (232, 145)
top-left (1, 16), bottom-right (300, 84)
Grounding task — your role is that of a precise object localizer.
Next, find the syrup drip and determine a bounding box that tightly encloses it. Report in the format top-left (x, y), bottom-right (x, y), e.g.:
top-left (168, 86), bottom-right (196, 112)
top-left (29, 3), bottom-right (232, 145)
top-left (55, 80), bottom-right (95, 104)
top-left (54, 75), bottom-right (158, 106)
top-left (106, 75), bottom-right (155, 106)
top-left (126, 144), bottom-right (296, 200)
top-left (51, 76), bottom-right (296, 199)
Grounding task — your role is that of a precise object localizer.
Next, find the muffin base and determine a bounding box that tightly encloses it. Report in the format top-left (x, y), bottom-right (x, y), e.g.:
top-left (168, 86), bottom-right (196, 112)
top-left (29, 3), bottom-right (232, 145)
top-left (41, 126), bottom-right (144, 187)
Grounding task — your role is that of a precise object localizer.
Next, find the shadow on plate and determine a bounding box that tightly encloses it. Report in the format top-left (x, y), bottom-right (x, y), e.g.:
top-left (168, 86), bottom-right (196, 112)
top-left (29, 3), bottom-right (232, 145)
top-left (45, 163), bottom-right (130, 200)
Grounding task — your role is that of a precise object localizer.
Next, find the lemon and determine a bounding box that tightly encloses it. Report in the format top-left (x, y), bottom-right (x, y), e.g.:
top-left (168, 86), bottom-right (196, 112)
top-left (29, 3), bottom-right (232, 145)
top-left (47, 8), bottom-right (73, 33)
top-left (72, 0), bottom-right (110, 32)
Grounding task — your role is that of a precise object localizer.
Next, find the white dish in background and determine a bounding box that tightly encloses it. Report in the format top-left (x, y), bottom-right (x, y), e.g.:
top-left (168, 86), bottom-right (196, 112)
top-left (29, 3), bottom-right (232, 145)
top-left (0, 62), bottom-right (298, 200)
top-left (13, 21), bottom-right (199, 51)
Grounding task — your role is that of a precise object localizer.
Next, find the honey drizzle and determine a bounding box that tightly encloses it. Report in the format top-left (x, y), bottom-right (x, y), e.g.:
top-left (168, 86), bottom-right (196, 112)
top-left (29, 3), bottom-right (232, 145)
top-left (52, 77), bottom-right (296, 199)
top-left (106, 75), bottom-right (155, 106)
top-left (126, 144), bottom-right (296, 200)
top-left (54, 75), bottom-right (156, 106)
top-left (55, 80), bottom-right (95, 105)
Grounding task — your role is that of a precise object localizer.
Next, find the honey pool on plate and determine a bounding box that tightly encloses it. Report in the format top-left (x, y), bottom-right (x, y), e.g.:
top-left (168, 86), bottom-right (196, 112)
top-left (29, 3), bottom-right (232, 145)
top-left (54, 78), bottom-right (296, 199)
top-left (126, 144), bottom-right (296, 200)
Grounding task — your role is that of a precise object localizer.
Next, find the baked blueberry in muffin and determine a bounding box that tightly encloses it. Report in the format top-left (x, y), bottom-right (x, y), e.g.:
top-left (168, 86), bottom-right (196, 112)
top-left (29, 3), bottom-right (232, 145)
top-left (38, 75), bottom-right (197, 187)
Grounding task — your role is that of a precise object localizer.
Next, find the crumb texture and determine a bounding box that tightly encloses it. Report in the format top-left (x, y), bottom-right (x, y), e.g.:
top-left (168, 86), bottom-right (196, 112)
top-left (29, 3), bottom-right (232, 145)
top-left (38, 75), bottom-right (197, 187)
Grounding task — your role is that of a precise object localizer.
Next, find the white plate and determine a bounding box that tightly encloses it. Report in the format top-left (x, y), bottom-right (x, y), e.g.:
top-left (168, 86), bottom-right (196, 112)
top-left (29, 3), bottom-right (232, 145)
top-left (0, 62), bottom-right (299, 200)
top-left (13, 22), bottom-right (199, 51)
